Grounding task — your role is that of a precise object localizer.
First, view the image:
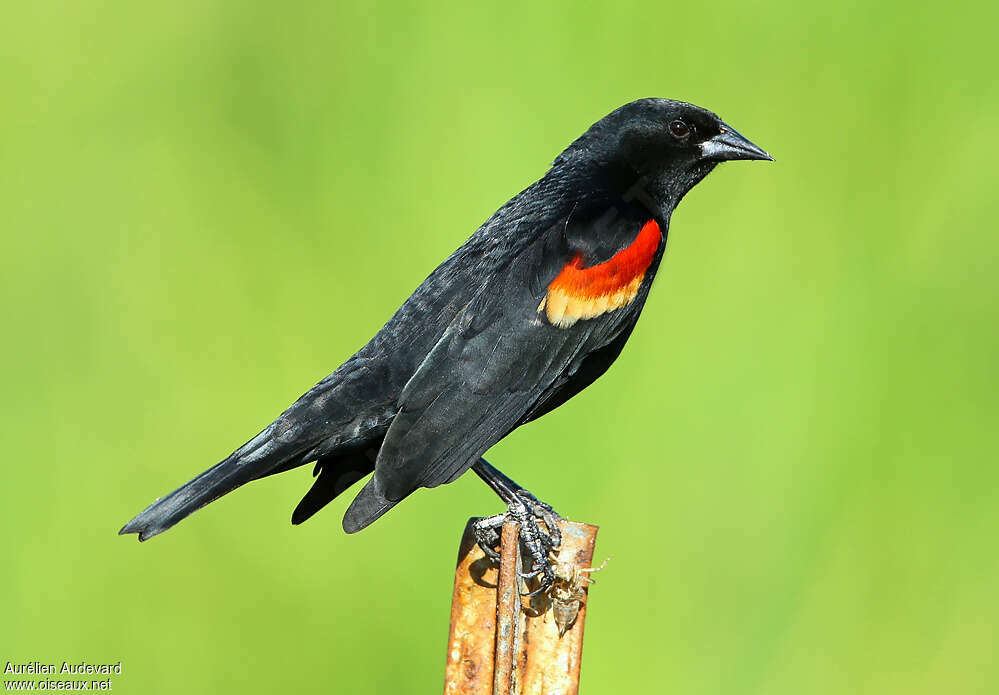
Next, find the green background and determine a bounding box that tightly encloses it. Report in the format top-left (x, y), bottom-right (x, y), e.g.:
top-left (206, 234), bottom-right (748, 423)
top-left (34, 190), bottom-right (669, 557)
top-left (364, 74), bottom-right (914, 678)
top-left (3, 1), bottom-right (997, 693)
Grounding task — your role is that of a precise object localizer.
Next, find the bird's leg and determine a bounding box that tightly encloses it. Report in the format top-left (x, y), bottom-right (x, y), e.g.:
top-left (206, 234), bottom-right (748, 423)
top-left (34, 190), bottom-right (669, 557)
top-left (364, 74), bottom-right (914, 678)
top-left (471, 457), bottom-right (564, 595)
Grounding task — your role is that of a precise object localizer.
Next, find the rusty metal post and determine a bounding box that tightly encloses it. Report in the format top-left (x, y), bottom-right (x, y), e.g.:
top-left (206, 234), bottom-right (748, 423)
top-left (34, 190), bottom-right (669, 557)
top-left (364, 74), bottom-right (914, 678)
top-left (444, 520), bottom-right (499, 694)
top-left (492, 522), bottom-right (522, 695)
top-left (443, 518), bottom-right (600, 695)
top-left (516, 522), bottom-right (598, 695)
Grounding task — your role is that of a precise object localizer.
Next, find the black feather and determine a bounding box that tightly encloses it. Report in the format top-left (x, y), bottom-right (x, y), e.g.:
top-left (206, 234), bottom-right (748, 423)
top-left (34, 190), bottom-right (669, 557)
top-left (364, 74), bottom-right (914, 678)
top-left (120, 98), bottom-right (771, 540)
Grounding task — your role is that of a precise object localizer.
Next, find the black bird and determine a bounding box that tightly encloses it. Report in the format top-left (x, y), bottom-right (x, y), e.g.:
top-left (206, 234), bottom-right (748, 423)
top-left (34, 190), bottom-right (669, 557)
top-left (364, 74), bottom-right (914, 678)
top-left (120, 98), bottom-right (772, 588)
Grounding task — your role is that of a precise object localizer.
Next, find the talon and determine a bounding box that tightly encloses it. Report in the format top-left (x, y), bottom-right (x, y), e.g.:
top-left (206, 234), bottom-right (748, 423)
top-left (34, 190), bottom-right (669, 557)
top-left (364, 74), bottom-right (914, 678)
top-left (540, 511), bottom-right (562, 548)
top-left (469, 462), bottom-right (563, 596)
top-left (537, 530), bottom-right (557, 550)
top-left (524, 569), bottom-right (555, 597)
top-left (472, 514), bottom-right (507, 563)
top-left (513, 499), bottom-right (559, 597)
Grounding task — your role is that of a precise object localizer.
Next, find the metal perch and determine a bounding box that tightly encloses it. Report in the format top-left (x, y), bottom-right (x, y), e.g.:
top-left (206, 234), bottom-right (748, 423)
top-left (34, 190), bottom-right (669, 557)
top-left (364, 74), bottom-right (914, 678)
top-left (444, 518), bottom-right (600, 695)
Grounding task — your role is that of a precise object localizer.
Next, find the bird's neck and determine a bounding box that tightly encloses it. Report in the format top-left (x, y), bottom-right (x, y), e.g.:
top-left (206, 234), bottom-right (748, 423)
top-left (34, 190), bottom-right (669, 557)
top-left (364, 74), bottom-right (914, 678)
top-left (551, 159), bottom-right (700, 224)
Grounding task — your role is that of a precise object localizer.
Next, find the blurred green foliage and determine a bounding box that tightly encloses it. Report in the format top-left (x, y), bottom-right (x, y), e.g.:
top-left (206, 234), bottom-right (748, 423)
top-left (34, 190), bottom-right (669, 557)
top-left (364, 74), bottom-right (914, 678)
top-left (2, 1), bottom-right (997, 693)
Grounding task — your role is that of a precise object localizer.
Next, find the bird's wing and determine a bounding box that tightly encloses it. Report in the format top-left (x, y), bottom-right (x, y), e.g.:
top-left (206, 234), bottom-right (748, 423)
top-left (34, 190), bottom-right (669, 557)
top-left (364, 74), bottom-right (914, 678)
top-left (369, 216), bottom-right (664, 503)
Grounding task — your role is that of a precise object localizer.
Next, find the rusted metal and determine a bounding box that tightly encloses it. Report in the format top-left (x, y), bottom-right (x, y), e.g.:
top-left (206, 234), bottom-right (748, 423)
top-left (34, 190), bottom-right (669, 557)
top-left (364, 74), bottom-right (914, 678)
top-left (444, 519), bottom-right (498, 695)
top-left (444, 518), bottom-right (600, 695)
top-left (517, 521), bottom-right (598, 695)
top-left (493, 522), bottom-right (521, 695)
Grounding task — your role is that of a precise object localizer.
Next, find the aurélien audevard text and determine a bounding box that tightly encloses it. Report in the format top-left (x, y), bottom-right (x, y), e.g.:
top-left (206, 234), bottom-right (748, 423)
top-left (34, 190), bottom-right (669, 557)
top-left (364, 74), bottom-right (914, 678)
top-left (4, 661), bottom-right (122, 676)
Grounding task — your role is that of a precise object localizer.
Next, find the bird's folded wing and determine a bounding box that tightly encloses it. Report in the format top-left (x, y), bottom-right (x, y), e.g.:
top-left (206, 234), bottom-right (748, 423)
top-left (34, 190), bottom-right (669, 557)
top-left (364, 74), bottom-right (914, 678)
top-left (371, 259), bottom-right (607, 501)
top-left (371, 213), bottom-right (659, 502)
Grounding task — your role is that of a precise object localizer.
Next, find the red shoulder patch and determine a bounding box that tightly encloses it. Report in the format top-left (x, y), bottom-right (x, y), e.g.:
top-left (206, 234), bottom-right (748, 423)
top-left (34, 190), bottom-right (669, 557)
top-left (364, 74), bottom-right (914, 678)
top-left (539, 219), bottom-right (662, 328)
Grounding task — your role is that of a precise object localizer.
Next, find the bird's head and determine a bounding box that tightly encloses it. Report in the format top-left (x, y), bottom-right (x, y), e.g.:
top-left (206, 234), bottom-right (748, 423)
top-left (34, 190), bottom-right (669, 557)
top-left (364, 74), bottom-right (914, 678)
top-left (556, 98), bottom-right (772, 211)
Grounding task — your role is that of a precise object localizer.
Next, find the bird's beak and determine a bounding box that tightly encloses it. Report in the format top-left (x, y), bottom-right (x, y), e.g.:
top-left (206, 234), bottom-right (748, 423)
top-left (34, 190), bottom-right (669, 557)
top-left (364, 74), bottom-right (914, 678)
top-left (700, 125), bottom-right (774, 162)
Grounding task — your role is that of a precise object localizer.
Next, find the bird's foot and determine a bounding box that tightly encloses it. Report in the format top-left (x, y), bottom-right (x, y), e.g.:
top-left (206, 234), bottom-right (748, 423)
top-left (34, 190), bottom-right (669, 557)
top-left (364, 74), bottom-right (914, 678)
top-left (472, 490), bottom-right (564, 596)
top-left (472, 514), bottom-right (505, 562)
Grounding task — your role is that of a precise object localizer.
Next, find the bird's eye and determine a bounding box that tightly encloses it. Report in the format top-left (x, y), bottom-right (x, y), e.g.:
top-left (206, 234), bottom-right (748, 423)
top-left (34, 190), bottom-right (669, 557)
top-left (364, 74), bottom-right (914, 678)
top-left (668, 120), bottom-right (690, 139)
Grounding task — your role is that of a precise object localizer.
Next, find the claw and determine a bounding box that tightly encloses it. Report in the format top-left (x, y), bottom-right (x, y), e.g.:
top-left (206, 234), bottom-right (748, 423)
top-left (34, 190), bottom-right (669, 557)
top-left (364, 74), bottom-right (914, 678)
top-left (472, 484), bottom-right (563, 598)
top-left (472, 514), bottom-right (507, 562)
top-left (524, 566), bottom-right (556, 597)
top-left (540, 511), bottom-right (562, 548)
top-left (513, 504), bottom-right (558, 596)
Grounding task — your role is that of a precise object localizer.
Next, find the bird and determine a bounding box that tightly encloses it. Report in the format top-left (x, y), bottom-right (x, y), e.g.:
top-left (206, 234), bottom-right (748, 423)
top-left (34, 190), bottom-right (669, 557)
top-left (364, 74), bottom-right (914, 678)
top-left (120, 98), bottom-right (772, 589)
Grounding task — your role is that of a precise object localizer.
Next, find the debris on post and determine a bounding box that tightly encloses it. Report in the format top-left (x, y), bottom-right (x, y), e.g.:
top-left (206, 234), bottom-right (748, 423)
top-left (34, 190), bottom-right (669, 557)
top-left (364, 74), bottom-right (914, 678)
top-left (443, 517), bottom-right (600, 695)
top-left (548, 557), bottom-right (608, 637)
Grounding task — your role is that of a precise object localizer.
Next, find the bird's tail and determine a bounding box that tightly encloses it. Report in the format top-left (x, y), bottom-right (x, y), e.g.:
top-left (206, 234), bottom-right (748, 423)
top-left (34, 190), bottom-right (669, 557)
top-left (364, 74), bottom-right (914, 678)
top-left (119, 425), bottom-right (300, 541)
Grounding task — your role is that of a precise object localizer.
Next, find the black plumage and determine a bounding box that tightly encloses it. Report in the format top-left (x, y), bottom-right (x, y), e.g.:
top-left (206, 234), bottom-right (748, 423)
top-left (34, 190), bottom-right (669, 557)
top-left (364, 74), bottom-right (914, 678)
top-left (120, 98), bottom-right (771, 542)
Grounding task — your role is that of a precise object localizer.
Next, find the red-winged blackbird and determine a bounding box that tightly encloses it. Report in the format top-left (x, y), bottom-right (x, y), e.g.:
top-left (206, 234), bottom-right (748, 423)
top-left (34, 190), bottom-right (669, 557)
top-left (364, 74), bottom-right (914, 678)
top-left (121, 98), bottom-right (772, 588)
